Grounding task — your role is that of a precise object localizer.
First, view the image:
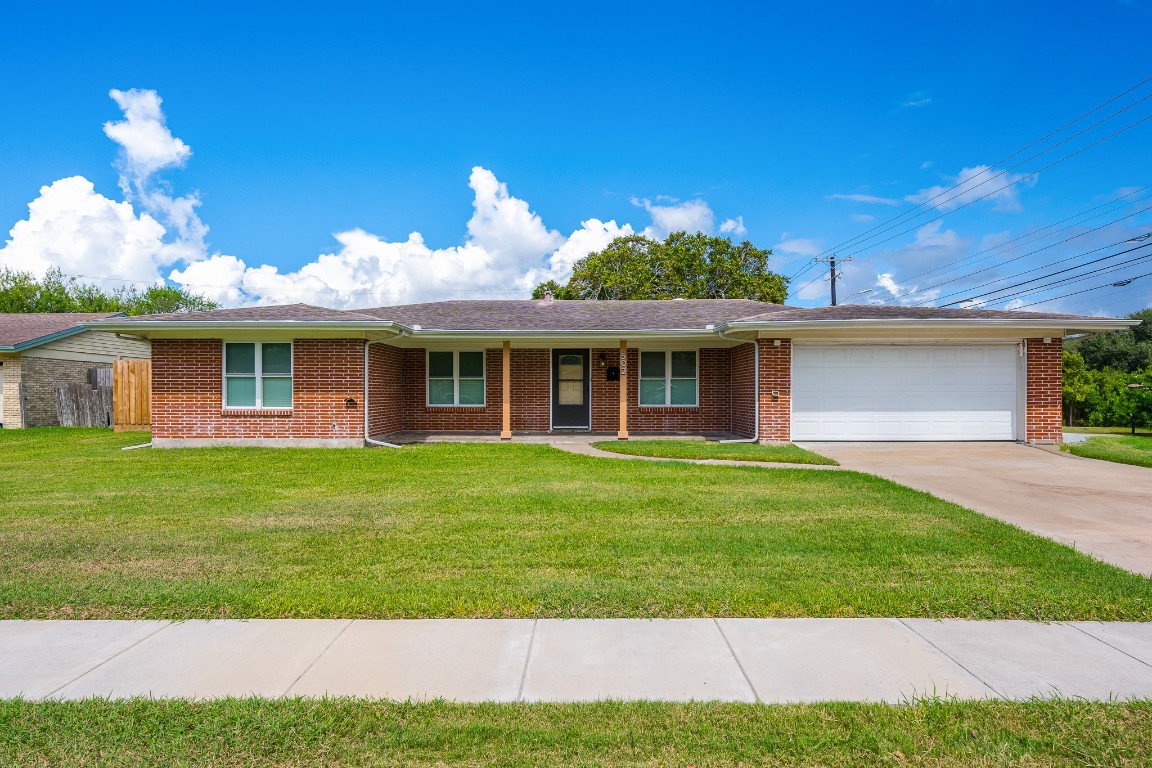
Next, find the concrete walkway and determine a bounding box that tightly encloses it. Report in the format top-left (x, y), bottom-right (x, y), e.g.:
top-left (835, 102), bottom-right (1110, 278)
top-left (2, 619), bottom-right (1151, 703)
top-left (551, 438), bottom-right (843, 470)
top-left (803, 442), bottom-right (1152, 575)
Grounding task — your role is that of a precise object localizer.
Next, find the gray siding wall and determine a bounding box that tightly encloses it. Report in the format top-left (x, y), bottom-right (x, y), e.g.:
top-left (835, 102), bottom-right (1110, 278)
top-left (23, 330), bottom-right (150, 362)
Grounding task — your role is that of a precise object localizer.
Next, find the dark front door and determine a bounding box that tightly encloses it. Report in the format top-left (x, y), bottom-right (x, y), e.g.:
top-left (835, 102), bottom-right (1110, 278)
top-left (552, 349), bottom-right (590, 429)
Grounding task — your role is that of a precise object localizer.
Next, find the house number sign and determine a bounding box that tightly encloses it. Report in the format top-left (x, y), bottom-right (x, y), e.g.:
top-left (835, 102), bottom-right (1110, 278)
top-left (619, 354), bottom-right (627, 376)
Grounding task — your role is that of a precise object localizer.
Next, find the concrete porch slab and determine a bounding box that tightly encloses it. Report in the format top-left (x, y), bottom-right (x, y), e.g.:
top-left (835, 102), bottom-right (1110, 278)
top-left (718, 618), bottom-right (996, 703)
top-left (53, 619), bottom-right (349, 700)
top-left (903, 619), bottom-right (1152, 700)
top-left (520, 619), bottom-right (755, 702)
top-left (288, 619), bottom-right (534, 701)
top-left (0, 620), bottom-right (169, 699)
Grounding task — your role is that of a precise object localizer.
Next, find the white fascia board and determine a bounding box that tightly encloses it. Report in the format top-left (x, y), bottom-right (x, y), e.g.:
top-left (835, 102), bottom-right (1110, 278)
top-left (719, 318), bottom-right (1139, 333)
top-left (405, 328), bottom-right (716, 340)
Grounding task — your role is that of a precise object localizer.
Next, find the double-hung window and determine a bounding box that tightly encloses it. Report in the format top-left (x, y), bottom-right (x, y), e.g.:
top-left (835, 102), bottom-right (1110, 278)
top-left (224, 342), bottom-right (293, 408)
top-left (639, 350), bottom-right (697, 406)
top-left (427, 350), bottom-right (486, 406)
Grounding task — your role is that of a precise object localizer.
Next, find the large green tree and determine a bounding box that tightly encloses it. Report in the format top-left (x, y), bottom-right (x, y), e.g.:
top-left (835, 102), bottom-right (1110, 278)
top-left (533, 232), bottom-right (788, 303)
top-left (0, 267), bottom-right (218, 315)
top-left (1066, 309), bottom-right (1152, 373)
top-left (1062, 310), bottom-right (1152, 428)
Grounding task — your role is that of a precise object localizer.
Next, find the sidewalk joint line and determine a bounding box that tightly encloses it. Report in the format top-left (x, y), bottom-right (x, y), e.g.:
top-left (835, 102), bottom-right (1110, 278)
top-left (1066, 622), bottom-right (1152, 670)
top-left (516, 619), bottom-right (538, 703)
top-left (896, 619), bottom-right (1005, 700)
top-left (282, 619), bottom-right (353, 697)
top-left (46, 620), bottom-right (173, 699)
top-left (713, 618), bottom-right (760, 704)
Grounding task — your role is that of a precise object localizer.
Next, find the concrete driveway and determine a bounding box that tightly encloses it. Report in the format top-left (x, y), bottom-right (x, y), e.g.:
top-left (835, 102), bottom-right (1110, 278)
top-left (800, 442), bottom-right (1152, 575)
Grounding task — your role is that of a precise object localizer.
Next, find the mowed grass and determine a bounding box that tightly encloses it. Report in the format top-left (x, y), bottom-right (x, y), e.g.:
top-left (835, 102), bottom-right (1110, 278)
top-left (3, 698), bottom-right (1152, 767)
top-left (591, 439), bottom-right (838, 465)
top-left (1068, 435), bottom-right (1152, 468)
top-left (1, 429), bottom-right (1150, 620)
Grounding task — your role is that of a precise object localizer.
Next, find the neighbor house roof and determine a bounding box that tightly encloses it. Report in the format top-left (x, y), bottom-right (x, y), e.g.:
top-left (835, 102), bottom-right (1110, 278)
top-left (0, 313), bottom-right (123, 351)
top-left (85, 300), bottom-right (1137, 336)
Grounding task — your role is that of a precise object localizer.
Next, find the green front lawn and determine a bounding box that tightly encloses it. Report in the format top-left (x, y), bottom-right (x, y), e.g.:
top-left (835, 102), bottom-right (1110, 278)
top-left (591, 439), bottom-right (837, 465)
top-left (1, 429), bottom-right (1150, 620)
top-left (3, 699), bottom-right (1151, 767)
top-left (1068, 435), bottom-right (1152, 468)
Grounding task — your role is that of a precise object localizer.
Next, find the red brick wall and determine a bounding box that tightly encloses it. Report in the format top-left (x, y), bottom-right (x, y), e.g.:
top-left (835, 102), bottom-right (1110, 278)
top-left (1026, 337), bottom-right (1063, 443)
top-left (730, 342), bottom-right (756, 438)
top-left (152, 338), bottom-right (366, 441)
top-left (758, 338), bottom-right (791, 443)
top-left (367, 343), bottom-right (402, 437)
top-left (590, 347), bottom-right (732, 434)
top-left (399, 348), bottom-right (503, 431)
top-left (510, 349), bottom-right (550, 431)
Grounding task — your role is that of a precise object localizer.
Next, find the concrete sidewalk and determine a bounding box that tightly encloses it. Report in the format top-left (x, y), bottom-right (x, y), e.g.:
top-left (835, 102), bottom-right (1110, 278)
top-left (2, 619), bottom-right (1151, 703)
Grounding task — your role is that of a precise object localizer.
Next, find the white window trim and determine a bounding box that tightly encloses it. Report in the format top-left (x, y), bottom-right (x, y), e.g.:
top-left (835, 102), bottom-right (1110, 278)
top-left (426, 350), bottom-right (487, 407)
top-left (223, 341), bottom-right (294, 410)
top-left (638, 349), bottom-right (698, 407)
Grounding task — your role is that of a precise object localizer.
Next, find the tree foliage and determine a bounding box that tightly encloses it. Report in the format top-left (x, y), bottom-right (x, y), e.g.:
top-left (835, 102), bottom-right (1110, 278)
top-left (0, 267), bottom-right (218, 315)
top-left (533, 232), bottom-right (788, 303)
top-left (1063, 310), bottom-right (1152, 428)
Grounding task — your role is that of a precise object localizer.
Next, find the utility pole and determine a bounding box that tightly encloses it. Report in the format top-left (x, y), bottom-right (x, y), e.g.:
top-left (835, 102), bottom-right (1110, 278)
top-left (815, 255), bottom-right (851, 306)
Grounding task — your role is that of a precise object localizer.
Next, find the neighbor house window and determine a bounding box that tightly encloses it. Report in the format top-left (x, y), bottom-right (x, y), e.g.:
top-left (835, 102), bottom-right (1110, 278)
top-left (427, 350), bottom-right (486, 406)
top-left (224, 342), bottom-right (293, 408)
top-left (639, 350), bottom-right (697, 406)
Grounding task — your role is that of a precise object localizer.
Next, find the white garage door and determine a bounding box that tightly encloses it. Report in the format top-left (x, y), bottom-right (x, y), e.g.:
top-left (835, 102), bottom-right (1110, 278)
top-left (792, 345), bottom-right (1018, 441)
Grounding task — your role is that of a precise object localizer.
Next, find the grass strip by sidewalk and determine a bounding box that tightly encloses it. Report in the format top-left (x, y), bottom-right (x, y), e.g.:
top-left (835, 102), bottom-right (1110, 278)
top-left (2, 428), bottom-right (1151, 621)
top-left (2, 698), bottom-right (1151, 767)
top-left (1067, 435), bottom-right (1152, 468)
top-left (591, 439), bottom-right (838, 465)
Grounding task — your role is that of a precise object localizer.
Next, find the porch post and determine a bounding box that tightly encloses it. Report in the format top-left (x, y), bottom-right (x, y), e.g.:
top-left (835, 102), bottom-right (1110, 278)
top-left (617, 339), bottom-right (629, 439)
top-left (500, 340), bottom-right (512, 439)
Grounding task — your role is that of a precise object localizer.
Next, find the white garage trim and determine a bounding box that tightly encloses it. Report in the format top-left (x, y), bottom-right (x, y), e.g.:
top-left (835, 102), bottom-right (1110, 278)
top-left (791, 343), bottom-right (1020, 441)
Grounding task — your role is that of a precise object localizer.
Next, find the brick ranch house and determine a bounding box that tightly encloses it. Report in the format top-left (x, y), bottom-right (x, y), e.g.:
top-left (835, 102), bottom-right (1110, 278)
top-left (86, 299), bottom-right (1134, 448)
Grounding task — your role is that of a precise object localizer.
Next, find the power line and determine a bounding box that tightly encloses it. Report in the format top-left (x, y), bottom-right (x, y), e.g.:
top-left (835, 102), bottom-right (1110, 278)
top-left (892, 186), bottom-right (1151, 296)
top-left (817, 77), bottom-right (1152, 260)
top-left (912, 229), bottom-right (1152, 307)
top-left (1010, 270), bottom-right (1152, 311)
top-left (960, 243), bottom-right (1152, 307)
top-left (824, 109), bottom-right (1152, 261)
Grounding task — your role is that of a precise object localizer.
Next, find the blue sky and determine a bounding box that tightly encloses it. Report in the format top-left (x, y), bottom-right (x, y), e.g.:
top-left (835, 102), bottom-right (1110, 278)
top-left (1, 0), bottom-right (1150, 314)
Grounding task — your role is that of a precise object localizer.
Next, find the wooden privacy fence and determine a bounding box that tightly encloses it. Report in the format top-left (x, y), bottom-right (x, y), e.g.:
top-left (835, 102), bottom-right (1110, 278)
top-left (113, 359), bottom-right (151, 431)
top-left (55, 368), bottom-right (113, 427)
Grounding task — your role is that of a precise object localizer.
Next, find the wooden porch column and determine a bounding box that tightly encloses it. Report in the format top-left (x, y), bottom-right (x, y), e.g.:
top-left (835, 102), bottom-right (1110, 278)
top-left (617, 339), bottom-right (629, 440)
top-left (500, 340), bottom-right (512, 439)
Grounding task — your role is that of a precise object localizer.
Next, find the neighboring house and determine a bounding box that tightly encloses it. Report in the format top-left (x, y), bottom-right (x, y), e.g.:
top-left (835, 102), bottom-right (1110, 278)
top-left (0, 313), bottom-right (152, 429)
top-left (86, 299), bottom-right (1135, 448)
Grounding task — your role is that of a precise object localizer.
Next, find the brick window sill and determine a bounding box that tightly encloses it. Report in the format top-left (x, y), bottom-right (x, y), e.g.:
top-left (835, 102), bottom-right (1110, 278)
top-left (221, 409), bottom-right (293, 418)
top-left (423, 405), bottom-right (488, 412)
top-left (637, 406), bottom-right (700, 412)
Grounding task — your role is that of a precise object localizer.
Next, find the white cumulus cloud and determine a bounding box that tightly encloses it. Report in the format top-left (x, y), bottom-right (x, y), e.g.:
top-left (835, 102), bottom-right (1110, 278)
top-left (719, 216), bottom-right (747, 236)
top-left (906, 164), bottom-right (1036, 213)
top-left (3, 88), bottom-right (752, 309)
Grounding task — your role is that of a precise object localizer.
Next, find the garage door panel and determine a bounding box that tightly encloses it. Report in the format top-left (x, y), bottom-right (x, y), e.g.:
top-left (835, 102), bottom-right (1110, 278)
top-left (792, 345), bottom-right (1018, 441)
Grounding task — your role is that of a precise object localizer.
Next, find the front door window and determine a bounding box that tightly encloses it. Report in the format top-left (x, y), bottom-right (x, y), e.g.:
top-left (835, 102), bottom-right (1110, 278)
top-left (558, 354), bottom-right (584, 405)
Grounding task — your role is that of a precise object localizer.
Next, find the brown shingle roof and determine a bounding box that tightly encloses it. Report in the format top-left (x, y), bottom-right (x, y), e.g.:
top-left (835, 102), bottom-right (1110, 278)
top-left (731, 305), bottom-right (1099, 323)
top-left (92, 298), bottom-right (1122, 333)
top-left (357, 299), bottom-right (786, 331)
top-left (0, 313), bottom-right (122, 349)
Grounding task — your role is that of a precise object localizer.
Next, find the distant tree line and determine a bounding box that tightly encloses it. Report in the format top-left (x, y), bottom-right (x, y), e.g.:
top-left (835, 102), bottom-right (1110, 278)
top-left (1063, 309), bottom-right (1152, 429)
top-left (0, 267), bottom-right (218, 315)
